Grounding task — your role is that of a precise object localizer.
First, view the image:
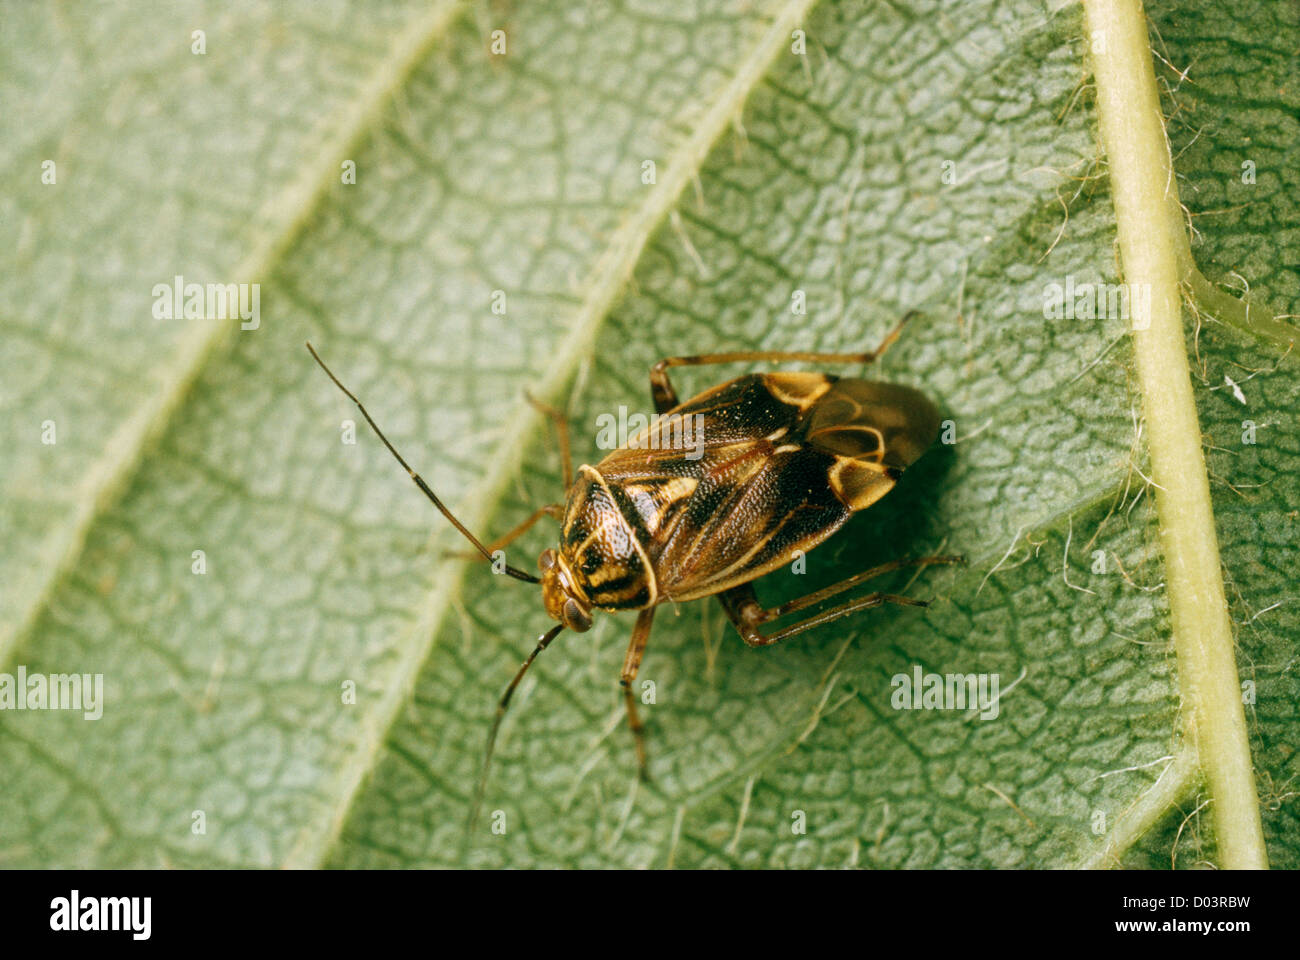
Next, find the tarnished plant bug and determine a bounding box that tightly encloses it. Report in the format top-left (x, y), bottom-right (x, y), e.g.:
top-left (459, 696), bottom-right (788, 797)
top-left (306, 312), bottom-right (961, 828)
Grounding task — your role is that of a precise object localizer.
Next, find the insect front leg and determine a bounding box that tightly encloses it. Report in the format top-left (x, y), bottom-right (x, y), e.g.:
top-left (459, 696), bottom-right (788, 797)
top-left (649, 311), bottom-right (917, 413)
top-left (524, 391), bottom-right (574, 490)
top-left (444, 503), bottom-right (564, 563)
top-left (447, 393), bottom-right (572, 565)
top-left (715, 554), bottom-right (963, 647)
top-left (449, 390), bottom-right (574, 565)
top-left (618, 607), bottom-right (657, 780)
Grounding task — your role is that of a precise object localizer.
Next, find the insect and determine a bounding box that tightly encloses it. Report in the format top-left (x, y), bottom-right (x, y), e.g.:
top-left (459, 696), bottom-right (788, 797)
top-left (305, 314), bottom-right (960, 827)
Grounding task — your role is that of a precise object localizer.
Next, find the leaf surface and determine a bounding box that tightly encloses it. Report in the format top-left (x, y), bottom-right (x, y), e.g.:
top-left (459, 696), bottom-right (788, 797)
top-left (0, 0), bottom-right (1294, 869)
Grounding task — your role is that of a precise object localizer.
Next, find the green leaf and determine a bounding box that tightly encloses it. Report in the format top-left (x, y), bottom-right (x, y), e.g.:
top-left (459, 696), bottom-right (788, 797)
top-left (0, 0), bottom-right (1294, 869)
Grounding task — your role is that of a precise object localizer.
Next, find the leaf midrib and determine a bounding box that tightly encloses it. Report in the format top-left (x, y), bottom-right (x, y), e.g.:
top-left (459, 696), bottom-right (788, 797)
top-left (1085, 0), bottom-right (1269, 869)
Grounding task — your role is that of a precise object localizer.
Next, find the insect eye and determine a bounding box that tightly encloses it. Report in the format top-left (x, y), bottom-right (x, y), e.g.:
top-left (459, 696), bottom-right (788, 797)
top-left (538, 549), bottom-right (556, 572)
top-left (562, 599), bottom-right (592, 632)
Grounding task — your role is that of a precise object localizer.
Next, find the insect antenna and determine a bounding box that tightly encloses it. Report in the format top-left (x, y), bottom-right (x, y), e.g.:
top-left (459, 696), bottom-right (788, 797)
top-left (469, 621), bottom-right (566, 831)
top-left (306, 342), bottom-right (540, 584)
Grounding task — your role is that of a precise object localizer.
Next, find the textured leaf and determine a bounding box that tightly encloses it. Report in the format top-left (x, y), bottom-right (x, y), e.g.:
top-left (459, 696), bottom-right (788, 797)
top-left (0, 0), bottom-right (1294, 869)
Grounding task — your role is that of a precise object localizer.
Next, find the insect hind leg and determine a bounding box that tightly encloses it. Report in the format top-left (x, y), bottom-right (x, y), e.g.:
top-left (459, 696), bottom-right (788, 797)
top-left (649, 311), bottom-right (917, 414)
top-left (716, 553), bottom-right (963, 648)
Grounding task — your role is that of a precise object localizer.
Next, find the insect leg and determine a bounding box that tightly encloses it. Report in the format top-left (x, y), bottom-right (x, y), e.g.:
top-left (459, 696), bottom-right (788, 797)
top-left (719, 585), bottom-right (921, 647)
top-left (524, 391), bottom-right (574, 490)
top-left (445, 391), bottom-right (569, 564)
top-left (715, 551), bottom-right (962, 648)
top-left (445, 503), bottom-right (564, 562)
top-left (650, 311), bottom-right (917, 413)
top-left (761, 555), bottom-right (963, 621)
top-left (618, 607), bottom-right (657, 780)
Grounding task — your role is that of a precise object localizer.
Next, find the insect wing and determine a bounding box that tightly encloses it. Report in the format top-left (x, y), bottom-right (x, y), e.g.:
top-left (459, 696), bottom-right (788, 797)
top-left (595, 373), bottom-right (938, 601)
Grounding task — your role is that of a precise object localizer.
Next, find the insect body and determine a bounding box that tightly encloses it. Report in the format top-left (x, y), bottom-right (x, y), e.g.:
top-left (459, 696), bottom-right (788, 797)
top-left (549, 373), bottom-right (942, 621)
top-left (306, 314), bottom-right (960, 827)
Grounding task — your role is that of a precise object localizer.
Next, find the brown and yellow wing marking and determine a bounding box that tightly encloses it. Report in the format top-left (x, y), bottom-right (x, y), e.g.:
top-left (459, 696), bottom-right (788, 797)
top-left (588, 372), bottom-right (940, 604)
top-left (825, 457), bottom-right (894, 513)
top-left (805, 378), bottom-right (940, 512)
top-left (761, 371), bottom-right (833, 410)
